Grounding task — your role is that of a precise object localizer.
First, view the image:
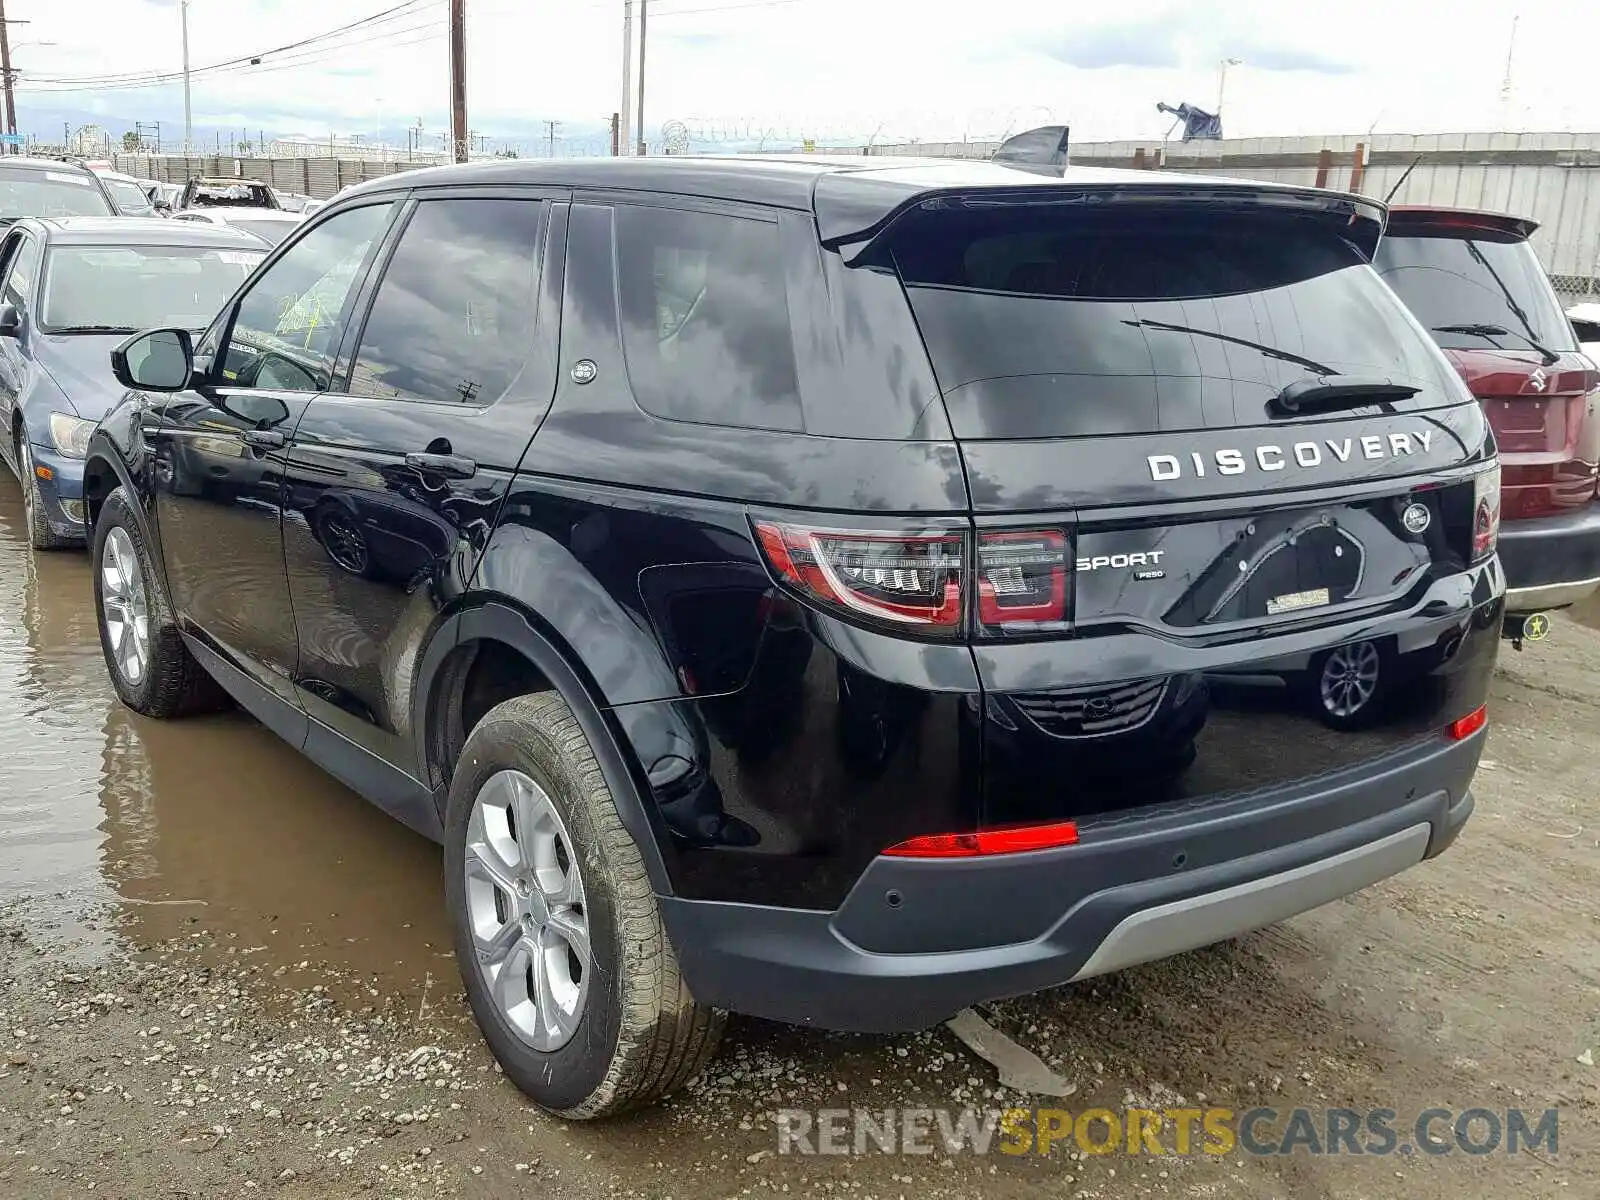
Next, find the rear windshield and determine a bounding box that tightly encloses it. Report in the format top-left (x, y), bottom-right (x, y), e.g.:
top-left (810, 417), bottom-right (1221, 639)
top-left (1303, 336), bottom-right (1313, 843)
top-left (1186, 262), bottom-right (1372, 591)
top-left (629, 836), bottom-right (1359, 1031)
top-left (882, 201), bottom-right (1465, 440)
top-left (1373, 228), bottom-right (1577, 356)
top-left (191, 182), bottom-right (275, 209)
top-left (0, 167), bottom-right (115, 219)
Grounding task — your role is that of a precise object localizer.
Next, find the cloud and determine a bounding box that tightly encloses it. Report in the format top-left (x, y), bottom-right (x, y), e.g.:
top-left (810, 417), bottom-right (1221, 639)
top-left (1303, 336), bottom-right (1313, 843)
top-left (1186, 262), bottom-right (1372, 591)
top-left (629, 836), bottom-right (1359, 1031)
top-left (1036, 25), bottom-right (1183, 71)
top-left (1032, 9), bottom-right (1354, 76)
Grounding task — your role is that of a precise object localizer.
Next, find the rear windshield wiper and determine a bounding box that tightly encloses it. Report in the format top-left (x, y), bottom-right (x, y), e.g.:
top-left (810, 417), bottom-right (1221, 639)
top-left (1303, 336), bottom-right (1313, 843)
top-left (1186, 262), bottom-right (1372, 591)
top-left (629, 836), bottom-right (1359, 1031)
top-left (1431, 322), bottom-right (1560, 366)
top-left (1270, 375), bottom-right (1421, 416)
top-left (1123, 318), bottom-right (1336, 376)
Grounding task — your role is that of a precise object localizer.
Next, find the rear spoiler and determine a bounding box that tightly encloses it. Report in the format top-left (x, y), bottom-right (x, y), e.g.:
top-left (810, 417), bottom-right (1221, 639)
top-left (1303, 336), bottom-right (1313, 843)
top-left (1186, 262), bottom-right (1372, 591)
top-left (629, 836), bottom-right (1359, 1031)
top-left (991, 125), bottom-right (1071, 176)
top-left (1386, 205), bottom-right (1538, 240)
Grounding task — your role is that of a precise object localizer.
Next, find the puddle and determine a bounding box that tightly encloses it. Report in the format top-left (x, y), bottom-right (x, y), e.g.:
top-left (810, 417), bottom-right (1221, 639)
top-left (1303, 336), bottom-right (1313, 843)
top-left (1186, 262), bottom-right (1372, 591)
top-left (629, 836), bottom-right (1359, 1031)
top-left (0, 474), bottom-right (451, 997)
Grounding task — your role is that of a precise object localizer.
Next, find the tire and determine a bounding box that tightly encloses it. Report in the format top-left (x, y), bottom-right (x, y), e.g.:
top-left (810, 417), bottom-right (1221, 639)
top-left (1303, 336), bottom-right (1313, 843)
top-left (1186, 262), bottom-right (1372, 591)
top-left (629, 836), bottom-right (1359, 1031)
top-left (91, 486), bottom-right (229, 718)
top-left (17, 433), bottom-right (73, 550)
top-left (443, 692), bottom-right (724, 1119)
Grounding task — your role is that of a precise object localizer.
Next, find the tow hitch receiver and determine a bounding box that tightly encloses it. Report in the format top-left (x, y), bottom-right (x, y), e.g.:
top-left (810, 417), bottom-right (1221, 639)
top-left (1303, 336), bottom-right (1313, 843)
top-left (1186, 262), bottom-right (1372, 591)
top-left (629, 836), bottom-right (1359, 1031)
top-left (1503, 611), bottom-right (1552, 650)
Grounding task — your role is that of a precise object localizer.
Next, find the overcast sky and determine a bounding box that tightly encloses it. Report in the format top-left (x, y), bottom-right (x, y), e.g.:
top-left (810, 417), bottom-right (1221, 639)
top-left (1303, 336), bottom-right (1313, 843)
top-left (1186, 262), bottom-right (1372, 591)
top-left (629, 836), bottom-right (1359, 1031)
top-left (12, 0), bottom-right (1600, 149)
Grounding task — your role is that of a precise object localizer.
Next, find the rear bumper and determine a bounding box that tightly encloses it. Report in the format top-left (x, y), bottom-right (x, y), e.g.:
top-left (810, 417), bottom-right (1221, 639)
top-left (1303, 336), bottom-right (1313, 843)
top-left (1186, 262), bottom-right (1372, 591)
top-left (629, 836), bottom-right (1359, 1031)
top-left (663, 731), bottom-right (1480, 1033)
top-left (1498, 504), bottom-right (1600, 611)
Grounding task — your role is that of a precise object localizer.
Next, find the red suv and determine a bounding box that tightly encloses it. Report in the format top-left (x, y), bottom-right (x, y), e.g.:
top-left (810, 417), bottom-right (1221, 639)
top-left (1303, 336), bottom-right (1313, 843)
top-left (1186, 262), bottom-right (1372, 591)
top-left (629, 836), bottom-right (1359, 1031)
top-left (1375, 207), bottom-right (1600, 636)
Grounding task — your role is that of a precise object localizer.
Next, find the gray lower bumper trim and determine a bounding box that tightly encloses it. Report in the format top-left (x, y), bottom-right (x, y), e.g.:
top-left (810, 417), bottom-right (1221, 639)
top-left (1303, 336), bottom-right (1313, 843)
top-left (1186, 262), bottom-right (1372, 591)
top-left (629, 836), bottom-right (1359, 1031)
top-left (1505, 576), bottom-right (1600, 612)
top-left (1067, 822), bottom-right (1431, 982)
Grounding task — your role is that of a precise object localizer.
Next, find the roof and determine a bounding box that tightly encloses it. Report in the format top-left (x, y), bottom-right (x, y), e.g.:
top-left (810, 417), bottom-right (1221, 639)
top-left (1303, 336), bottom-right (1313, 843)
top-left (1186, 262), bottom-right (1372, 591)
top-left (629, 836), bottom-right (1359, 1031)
top-left (1386, 205), bottom-right (1538, 239)
top-left (191, 177), bottom-right (271, 187)
top-left (91, 169), bottom-right (148, 185)
top-left (0, 156), bottom-right (97, 174)
top-left (28, 216), bottom-right (267, 249)
top-left (333, 154), bottom-right (1382, 246)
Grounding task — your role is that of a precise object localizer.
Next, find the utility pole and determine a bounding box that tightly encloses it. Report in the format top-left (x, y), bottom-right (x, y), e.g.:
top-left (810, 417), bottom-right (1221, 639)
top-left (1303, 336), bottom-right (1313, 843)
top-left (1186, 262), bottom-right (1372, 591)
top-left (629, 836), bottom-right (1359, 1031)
top-left (635, 0), bottom-right (648, 155)
top-left (544, 119), bottom-right (559, 159)
top-left (0, 2), bottom-right (20, 158)
top-left (619, 1), bottom-right (633, 156)
top-left (610, 112), bottom-right (620, 157)
top-left (181, 0), bottom-right (193, 154)
top-left (449, 0), bottom-right (467, 163)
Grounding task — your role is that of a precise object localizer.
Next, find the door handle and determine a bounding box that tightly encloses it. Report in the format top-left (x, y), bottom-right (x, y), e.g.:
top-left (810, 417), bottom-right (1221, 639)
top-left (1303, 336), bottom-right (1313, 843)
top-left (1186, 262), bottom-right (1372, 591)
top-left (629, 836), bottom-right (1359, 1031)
top-left (405, 451), bottom-right (477, 479)
top-left (242, 429), bottom-right (286, 449)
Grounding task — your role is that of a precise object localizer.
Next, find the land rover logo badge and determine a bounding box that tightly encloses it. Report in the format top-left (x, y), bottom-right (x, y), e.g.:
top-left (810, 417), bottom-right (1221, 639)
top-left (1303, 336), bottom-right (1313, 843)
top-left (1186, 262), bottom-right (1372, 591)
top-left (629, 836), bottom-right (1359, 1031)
top-left (571, 359), bottom-right (598, 384)
top-left (1401, 502), bottom-right (1431, 534)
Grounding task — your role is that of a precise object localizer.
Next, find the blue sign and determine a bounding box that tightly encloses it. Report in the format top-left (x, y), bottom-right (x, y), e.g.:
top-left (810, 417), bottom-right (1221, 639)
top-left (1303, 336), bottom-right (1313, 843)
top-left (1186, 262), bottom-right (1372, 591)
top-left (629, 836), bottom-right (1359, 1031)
top-left (0, 134), bottom-right (26, 145)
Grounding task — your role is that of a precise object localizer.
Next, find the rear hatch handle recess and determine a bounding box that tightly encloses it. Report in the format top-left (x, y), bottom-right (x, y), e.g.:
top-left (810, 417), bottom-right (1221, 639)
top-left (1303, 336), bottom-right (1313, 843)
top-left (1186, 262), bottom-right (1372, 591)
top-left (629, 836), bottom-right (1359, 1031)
top-left (1270, 376), bottom-right (1421, 417)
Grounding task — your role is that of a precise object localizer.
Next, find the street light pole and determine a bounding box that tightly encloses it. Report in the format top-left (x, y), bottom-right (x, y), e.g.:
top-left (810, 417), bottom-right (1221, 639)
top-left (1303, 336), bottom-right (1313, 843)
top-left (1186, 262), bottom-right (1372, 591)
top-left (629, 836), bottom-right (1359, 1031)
top-left (619, 0), bottom-right (633, 156)
top-left (449, 0), bottom-right (467, 162)
top-left (635, 0), bottom-right (647, 155)
top-left (181, 0), bottom-right (193, 154)
top-left (1216, 57), bottom-right (1242, 116)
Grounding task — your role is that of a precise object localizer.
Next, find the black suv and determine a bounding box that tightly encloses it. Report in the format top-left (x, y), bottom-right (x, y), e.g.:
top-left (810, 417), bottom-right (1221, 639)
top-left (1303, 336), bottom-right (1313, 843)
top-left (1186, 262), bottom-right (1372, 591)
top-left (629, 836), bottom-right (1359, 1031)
top-left (87, 157), bottom-right (1503, 1118)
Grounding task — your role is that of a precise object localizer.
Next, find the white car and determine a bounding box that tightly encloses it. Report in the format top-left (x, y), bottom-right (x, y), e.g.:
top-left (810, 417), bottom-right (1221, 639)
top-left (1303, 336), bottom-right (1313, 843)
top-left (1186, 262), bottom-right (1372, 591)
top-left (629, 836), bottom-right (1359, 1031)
top-left (171, 205), bottom-right (302, 248)
top-left (1568, 302), bottom-right (1600, 360)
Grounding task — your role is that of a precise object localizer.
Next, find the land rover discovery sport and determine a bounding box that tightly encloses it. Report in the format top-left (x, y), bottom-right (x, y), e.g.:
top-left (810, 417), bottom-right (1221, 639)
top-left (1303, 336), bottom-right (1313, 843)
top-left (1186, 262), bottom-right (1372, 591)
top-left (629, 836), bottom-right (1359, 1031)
top-left (85, 156), bottom-right (1502, 1118)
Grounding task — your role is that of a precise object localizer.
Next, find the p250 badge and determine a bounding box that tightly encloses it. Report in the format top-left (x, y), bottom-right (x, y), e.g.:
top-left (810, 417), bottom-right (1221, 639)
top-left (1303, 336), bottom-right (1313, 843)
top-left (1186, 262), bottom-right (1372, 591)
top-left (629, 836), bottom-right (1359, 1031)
top-left (1076, 550), bottom-right (1166, 580)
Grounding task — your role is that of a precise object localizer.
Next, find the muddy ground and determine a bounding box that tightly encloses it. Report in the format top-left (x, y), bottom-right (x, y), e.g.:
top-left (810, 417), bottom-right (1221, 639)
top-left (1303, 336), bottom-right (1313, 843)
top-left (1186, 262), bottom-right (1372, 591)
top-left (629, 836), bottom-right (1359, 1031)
top-left (0, 474), bottom-right (1596, 1199)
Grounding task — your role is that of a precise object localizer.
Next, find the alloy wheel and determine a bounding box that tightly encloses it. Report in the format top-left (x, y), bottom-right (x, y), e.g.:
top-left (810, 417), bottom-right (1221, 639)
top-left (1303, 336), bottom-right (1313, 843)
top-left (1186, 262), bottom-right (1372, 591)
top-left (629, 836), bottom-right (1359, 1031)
top-left (101, 526), bottom-right (151, 687)
top-left (463, 769), bottom-right (591, 1052)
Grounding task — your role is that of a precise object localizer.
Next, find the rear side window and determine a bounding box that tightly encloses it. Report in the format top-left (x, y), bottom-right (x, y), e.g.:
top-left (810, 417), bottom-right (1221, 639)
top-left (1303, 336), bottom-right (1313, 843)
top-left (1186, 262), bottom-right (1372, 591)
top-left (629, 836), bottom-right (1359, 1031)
top-left (1374, 229), bottom-right (1577, 355)
top-left (615, 204), bottom-right (802, 432)
top-left (348, 198), bottom-right (543, 406)
top-left (881, 201), bottom-right (1465, 440)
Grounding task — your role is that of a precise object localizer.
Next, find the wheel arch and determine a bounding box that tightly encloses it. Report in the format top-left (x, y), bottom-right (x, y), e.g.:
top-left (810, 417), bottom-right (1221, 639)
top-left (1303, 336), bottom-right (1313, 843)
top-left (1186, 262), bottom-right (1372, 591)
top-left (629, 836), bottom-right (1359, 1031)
top-left (414, 597), bottom-right (678, 896)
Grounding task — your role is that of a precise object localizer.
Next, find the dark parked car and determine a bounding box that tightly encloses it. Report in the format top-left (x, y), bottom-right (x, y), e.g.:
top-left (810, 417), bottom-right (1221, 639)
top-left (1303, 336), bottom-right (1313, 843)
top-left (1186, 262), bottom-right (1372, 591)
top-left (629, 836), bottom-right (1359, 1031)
top-left (1374, 207), bottom-right (1600, 638)
top-left (0, 217), bottom-right (264, 546)
top-left (0, 157), bottom-right (117, 225)
top-left (85, 156), bottom-right (1503, 1118)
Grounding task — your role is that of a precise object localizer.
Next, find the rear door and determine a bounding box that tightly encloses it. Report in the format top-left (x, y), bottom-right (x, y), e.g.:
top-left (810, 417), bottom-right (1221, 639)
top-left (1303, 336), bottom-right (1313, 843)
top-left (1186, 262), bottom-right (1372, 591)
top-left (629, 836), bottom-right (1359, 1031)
top-left (868, 189), bottom-right (1497, 824)
top-left (281, 190), bottom-right (563, 782)
top-left (1374, 218), bottom-right (1600, 521)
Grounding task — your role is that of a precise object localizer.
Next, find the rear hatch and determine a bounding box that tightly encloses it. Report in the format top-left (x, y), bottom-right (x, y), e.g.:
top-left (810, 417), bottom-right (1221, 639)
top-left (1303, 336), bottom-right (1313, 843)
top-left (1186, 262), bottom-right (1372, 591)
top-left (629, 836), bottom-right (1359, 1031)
top-left (850, 181), bottom-right (1499, 825)
top-left (1374, 209), bottom-right (1600, 521)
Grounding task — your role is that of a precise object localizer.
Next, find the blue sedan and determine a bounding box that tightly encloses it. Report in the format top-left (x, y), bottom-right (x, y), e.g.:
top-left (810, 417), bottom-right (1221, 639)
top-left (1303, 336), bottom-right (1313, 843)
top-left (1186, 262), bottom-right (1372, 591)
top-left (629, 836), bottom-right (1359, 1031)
top-left (0, 217), bottom-right (265, 547)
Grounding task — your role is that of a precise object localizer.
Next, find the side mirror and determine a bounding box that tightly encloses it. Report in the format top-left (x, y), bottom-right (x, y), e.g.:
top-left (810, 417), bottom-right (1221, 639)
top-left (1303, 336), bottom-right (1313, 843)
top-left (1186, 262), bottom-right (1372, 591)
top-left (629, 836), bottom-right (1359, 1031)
top-left (111, 328), bottom-right (194, 392)
top-left (0, 304), bottom-right (20, 339)
top-left (152, 197), bottom-right (172, 214)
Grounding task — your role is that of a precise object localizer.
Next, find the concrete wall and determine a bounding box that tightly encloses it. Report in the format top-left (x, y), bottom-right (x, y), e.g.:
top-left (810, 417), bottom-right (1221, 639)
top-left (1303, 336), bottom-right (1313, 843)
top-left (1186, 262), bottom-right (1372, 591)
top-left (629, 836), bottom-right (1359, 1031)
top-left (109, 154), bottom-right (422, 200)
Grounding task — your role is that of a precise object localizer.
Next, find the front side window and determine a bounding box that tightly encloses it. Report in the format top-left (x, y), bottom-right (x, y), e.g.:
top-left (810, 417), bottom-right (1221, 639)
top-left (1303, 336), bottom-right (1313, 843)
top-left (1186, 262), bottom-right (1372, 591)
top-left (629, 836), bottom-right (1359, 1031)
top-left (221, 202), bottom-right (394, 393)
top-left (346, 198), bottom-right (544, 405)
top-left (2, 233), bottom-right (39, 306)
top-left (0, 167), bottom-right (114, 219)
top-left (615, 204), bottom-right (803, 431)
top-left (41, 245), bottom-right (262, 333)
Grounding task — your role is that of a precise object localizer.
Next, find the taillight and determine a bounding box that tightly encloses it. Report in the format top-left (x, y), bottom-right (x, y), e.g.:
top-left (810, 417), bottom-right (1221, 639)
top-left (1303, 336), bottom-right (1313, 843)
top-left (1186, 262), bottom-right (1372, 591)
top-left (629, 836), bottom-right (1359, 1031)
top-left (1472, 466), bottom-right (1501, 561)
top-left (976, 530), bottom-right (1068, 633)
top-left (752, 520), bottom-right (964, 634)
top-left (883, 819), bottom-right (1080, 858)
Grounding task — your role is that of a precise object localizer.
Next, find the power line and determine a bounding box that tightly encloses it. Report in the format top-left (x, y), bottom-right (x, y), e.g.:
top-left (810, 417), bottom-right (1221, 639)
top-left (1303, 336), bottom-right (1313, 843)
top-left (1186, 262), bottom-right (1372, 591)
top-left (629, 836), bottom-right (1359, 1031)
top-left (22, 0), bottom-right (430, 87)
top-left (20, 18), bottom-right (444, 93)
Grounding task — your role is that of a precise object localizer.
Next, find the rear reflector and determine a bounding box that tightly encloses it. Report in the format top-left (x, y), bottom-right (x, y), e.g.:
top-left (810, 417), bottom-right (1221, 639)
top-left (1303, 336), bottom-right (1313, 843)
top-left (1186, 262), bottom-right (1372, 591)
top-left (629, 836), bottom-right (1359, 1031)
top-left (1448, 705), bottom-right (1487, 741)
top-left (883, 820), bottom-right (1080, 858)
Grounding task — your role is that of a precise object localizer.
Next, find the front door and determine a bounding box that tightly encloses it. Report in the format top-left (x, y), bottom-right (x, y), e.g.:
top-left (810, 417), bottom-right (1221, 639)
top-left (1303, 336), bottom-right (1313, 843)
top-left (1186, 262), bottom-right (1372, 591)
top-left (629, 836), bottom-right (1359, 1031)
top-left (146, 199), bottom-right (399, 721)
top-left (282, 193), bottom-right (561, 777)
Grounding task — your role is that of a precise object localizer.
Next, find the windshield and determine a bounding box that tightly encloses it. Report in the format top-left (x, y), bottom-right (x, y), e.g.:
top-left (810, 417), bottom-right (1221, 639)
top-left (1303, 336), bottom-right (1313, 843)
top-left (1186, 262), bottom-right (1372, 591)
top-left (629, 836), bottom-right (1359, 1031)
top-left (41, 244), bottom-right (263, 332)
top-left (1373, 230), bottom-right (1577, 355)
top-left (881, 201), bottom-right (1465, 440)
top-left (0, 167), bottom-right (115, 219)
top-left (101, 177), bottom-right (153, 214)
